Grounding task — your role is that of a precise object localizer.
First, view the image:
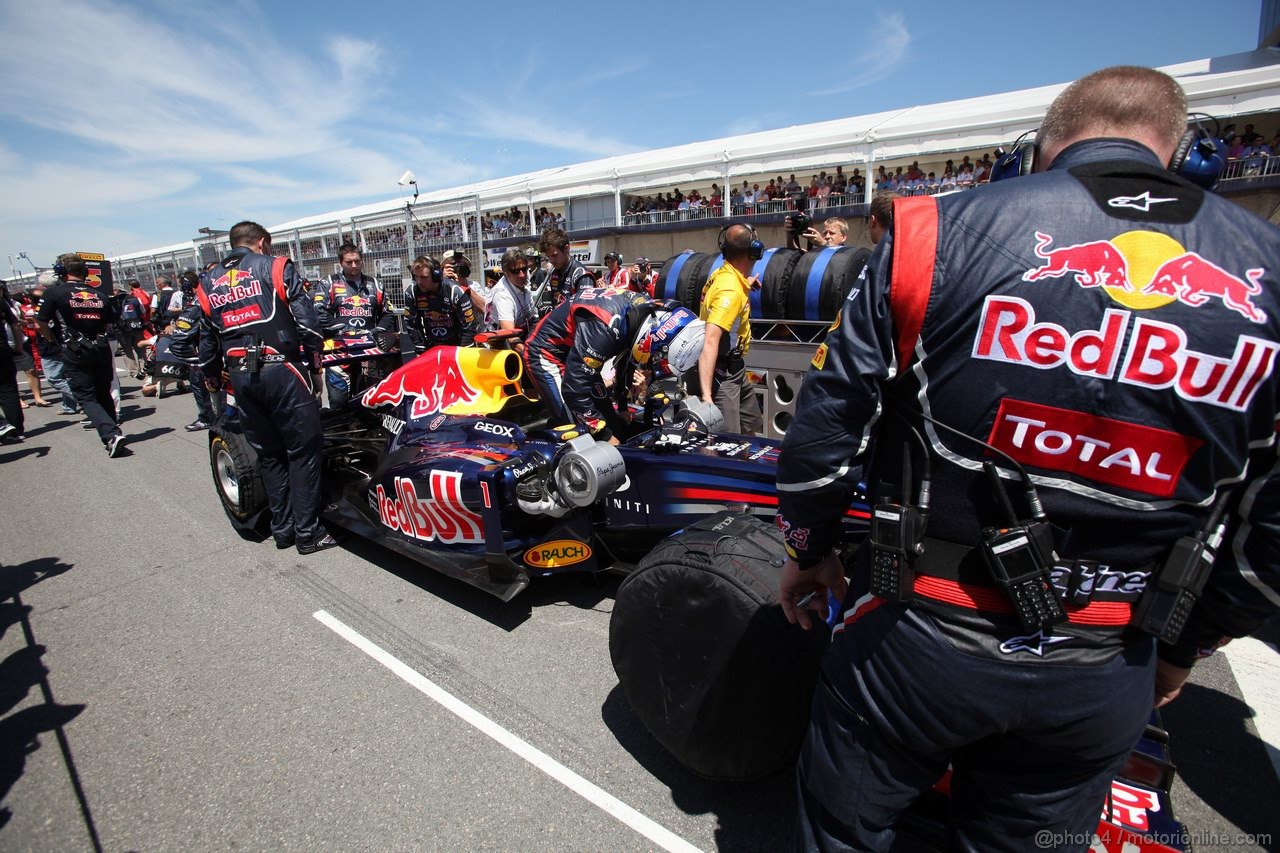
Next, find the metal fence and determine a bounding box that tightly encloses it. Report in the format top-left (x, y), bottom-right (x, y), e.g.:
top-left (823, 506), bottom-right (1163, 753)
top-left (1219, 155), bottom-right (1280, 185)
top-left (348, 195), bottom-right (486, 311)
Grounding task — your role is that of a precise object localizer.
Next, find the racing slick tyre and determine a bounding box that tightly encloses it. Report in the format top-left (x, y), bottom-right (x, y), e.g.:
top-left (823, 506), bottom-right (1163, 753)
top-left (756, 248), bottom-right (803, 320)
top-left (786, 246), bottom-right (872, 321)
top-left (609, 510), bottom-right (829, 781)
top-left (655, 251), bottom-right (717, 312)
top-left (209, 430), bottom-right (268, 540)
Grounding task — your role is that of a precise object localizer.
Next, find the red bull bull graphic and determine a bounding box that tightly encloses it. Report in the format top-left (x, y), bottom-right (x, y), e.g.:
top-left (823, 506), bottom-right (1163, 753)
top-left (362, 348), bottom-right (480, 419)
top-left (361, 347), bottom-right (527, 419)
top-left (212, 267), bottom-right (254, 290)
top-left (1023, 230), bottom-right (1267, 324)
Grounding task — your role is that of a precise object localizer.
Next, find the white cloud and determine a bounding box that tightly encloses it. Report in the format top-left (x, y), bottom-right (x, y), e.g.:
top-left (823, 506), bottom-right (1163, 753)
top-left (0, 0), bottom-right (644, 266)
top-left (809, 13), bottom-right (911, 97)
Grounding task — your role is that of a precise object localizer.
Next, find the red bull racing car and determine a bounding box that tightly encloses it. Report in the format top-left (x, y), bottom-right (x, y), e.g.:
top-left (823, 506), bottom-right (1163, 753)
top-left (207, 334), bottom-right (868, 600)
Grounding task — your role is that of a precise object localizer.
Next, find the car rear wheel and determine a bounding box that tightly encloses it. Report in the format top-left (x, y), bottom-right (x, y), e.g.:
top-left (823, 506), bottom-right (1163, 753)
top-left (210, 431), bottom-right (267, 530)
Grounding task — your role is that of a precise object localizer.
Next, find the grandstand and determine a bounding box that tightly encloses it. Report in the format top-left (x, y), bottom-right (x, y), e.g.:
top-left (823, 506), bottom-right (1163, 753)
top-left (12, 48), bottom-right (1280, 300)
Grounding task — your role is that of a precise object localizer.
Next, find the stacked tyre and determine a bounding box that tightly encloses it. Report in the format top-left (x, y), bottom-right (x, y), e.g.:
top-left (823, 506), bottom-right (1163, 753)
top-left (655, 246), bottom-right (870, 322)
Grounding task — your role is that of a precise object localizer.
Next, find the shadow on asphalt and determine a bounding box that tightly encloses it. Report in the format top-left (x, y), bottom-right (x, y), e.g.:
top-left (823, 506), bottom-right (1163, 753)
top-left (0, 558), bottom-right (97, 848)
top-left (335, 534), bottom-right (621, 632)
top-left (124, 425), bottom-right (174, 444)
top-left (21, 420), bottom-right (74, 438)
top-left (0, 445), bottom-right (50, 463)
top-left (1162, 671), bottom-right (1280, 845)
top-left (600, 684), bottom-right (795, 851)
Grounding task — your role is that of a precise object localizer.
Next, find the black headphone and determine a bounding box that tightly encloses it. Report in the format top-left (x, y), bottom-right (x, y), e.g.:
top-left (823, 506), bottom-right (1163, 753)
top-left (52, 257), bottom-right (67, 280)
top-left (718, 223), bottom-right (765, 261)
top-left (420, 256), bottom-right (443, 284)
top-left (991, 114), bottom-right (1226, 189)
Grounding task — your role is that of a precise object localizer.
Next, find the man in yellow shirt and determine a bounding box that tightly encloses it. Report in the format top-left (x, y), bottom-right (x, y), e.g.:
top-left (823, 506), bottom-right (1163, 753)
top-left (692, 223), bottom-right (763, 434)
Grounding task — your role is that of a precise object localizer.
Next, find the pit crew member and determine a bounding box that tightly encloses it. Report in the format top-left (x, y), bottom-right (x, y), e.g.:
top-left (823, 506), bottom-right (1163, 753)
top-left (195, 220), bottom-right (337, 555)
top-left (316, 241), bottom-right (394, 407)
top-left (538, 226), bottom-right (592, 306)
top-left (37, 253), bottom-right (124, 456)
top-left (526, 287), bottom-right (705, 445)
top-left (775, 66), bottom-right (1280, 852)
top-left (603, 251), bottom-right (631, 289)
top-left (405, 255), bottom-right (478, 351)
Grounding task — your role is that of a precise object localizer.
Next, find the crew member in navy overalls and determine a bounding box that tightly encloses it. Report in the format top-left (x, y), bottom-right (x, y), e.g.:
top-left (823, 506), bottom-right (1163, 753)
top-left (195, 221), bottom-right (337, 554)
top-left (315, 241), bottom-right (394, 407)
top-left (37, 254), bottom-right (124, 456)
top-left (776, 67), bottom-right (1280, 852)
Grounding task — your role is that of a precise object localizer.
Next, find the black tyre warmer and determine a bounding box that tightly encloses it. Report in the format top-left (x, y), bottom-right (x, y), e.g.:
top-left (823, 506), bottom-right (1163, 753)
top-left (609, 511), bottom-right (830, 781)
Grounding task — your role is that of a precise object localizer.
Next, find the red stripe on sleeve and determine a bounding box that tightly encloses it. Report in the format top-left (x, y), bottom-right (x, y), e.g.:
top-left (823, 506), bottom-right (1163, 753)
top-left (889, 196), bottom-right (939, 371)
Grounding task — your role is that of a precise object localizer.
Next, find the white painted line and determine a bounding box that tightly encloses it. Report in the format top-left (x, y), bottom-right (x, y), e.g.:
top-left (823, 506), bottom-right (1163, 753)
top-left (312, 609), bottom-right (702, 853)
top-left (1222, 636), bottom-right (1280, 782)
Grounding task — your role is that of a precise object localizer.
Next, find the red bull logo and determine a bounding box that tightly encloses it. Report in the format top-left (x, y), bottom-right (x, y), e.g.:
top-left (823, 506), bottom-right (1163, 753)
top-left (209, 280), bottom-right (263, 309)
top-left (361, 347), bottom-right (481, 419)
top-left (973, 296), bottom-right (1278, 412)
top-left (375, 471), bottom-right (483, 544)
top-left (1024, 230), bottom-right (1267, 324)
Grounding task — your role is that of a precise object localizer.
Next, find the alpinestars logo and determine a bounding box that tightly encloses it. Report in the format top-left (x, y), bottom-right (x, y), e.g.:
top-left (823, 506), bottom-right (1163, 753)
top-left (1107, 192), bottom-right (1177, 212)
top-left (998, 630), bottom-right (1072, 657)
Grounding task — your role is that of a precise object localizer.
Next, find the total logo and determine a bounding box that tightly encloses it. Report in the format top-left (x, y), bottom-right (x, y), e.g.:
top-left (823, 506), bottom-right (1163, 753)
top-left (1024, 229), bottom-right (1266, 323)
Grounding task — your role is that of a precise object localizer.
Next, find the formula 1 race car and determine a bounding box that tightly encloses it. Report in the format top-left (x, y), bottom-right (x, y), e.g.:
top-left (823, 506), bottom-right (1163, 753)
top-left (207, 332), bottom-right (869, 600)
top-left (207, 335), bottom-right (1190, 852)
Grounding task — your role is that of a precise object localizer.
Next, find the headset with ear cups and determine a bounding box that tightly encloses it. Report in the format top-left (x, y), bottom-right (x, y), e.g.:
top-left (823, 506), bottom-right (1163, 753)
top-left (990, 129), bottom-right (1039, 183)
top-left (1168, 113), bottom-right (1225, 189)
top-left (717, 222), bottom-right (765, 261)
top-left (990, 114), bottom-right (1226, 189)
top-left (417, 256), bottom-right (443, 284)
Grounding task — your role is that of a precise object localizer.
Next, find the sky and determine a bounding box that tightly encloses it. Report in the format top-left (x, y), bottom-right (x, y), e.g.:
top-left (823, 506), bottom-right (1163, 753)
top-left (0, 0), bottom-right (1266, 275)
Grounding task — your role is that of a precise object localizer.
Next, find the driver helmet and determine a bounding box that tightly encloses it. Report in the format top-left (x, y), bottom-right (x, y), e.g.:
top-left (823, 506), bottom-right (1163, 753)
top-left (631, 305), bottom-right (705, 379)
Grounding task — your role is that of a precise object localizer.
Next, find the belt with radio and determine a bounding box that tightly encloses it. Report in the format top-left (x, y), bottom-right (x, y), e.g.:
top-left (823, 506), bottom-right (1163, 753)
top-left (867, 410), bottom-right (1226, 641)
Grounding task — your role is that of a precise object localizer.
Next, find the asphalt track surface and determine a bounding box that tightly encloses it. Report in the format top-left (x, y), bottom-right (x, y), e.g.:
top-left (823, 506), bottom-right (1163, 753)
top-left (1, 371), bottom-right (1278, 853)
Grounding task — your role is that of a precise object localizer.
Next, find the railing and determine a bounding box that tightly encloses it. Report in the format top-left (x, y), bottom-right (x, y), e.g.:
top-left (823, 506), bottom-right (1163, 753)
top-left (621, 191), bottom-right (871, 227)
top-left (1218, 155), bottom-right (1280, 185)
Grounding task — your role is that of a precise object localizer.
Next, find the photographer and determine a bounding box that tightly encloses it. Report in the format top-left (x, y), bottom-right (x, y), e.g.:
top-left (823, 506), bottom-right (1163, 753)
top-left (442, 249), bottom-right (485, 314)
top-left (785, 199), bottom-right (848, 251)
top-left (630, 257), bottom-right (657, 296)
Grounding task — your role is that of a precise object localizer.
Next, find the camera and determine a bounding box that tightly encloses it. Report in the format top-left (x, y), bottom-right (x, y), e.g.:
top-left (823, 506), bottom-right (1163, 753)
top-left (790, 211), bottom-right (811, 235)
top-left (453, 256), bottom-right (472, 279)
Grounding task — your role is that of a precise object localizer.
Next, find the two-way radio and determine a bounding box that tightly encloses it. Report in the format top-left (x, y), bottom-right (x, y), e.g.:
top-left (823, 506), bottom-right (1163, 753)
top-left (1132, 490), bottom-right (1232, 643)
top-left (869, 415), bottom-right (931, 602)
top-left (978, 460), bottom-right (1066, 633)
top-left (876, 407), bottom-right (1065, 632)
